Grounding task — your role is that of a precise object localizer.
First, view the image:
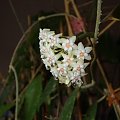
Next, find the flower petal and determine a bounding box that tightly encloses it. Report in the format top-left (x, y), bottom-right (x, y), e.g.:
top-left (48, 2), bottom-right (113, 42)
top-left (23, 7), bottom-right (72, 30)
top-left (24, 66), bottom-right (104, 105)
top-left (85, 47), bottom-right (92, 53)
top-left (78, 42), bottom-right (84, 50)
top-left (85, 55), bottom-right (91, 60)
top-left (69, 36), bottom-right (76, 43)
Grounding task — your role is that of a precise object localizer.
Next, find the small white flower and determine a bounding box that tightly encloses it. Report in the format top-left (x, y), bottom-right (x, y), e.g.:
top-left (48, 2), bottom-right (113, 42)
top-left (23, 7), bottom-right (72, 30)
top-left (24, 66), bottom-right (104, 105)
top-left (50, 66), bottom-right (59, 77)
top-left (42, 59), bottom-right (50, 70)
top-left (77, 42), bottom-right (92, 60)
top-left (73, 61), bottom-right (89, 77)
top-left (62, 36), bottom-right (76, 51)
top-left (74, 77), bottom-right (83, 87)
top-left (46, 49), bottom-right (60, 65)
top-left (39, 43), bottom-right (49, 56)
top-left (72, 61), bottom-right (84, 75)
top-left (62, 53), bottom-right (74, 66)
top-left (57, 62), bottom-right (67, 76)
top-left (68, 71), bottom-right (83, 87)
top-left (48, 33), bottom-right (62, 46)
top-left (39, 28), bottom-right (50, 40)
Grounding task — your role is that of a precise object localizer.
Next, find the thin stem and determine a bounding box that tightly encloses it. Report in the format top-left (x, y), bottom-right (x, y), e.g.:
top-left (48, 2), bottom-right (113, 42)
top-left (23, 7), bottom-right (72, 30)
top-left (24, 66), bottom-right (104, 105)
top-left (27, 15), bottom-right (32, 27)
top-left (113, 104), bottom-right (120, 120)
top-left (70, 0), bottom-right (82, 19)
top-left (81, 79), bottom-right (95, 89)
top-left (88, 0), bottom-right (102, 88)
top-left (8, 0), bottom-right (24, 34)
top-left (84, 0), bottom-right (102, 88)
top-left (76, 93), bottom-right (82, 120)
top-left (97, 94), bottom-right (106, 103)
top-left (9, 65), bottom-right (18, 120)
top-left (99, 20), bottom-right (116, 37)
top-left (78, 1), bottom-right (93, 8)
top-left (94, 0), bottom-right (102, 40)
top-left (38, 13), bottom-right (76, 21)
top-left (96, 59), bottom-right (109, 88)
top-left (64, 0), bottom-right (73, 36)
top-left (101, 9), bottom-right (113, 23)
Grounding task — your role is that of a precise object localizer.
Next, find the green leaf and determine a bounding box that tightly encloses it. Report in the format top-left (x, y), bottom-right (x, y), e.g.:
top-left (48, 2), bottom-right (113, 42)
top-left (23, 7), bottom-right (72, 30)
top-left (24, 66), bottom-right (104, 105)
top-left (59, 88), bottom-right (79, 120)
top-left (39, 77), bottom-right (57, 106)
top-left (0, 103), bottom-right (14, 117)
top-left (22, 74), bottom-right (43, 120)
top-left (83, 102), bottom-right (97, 120)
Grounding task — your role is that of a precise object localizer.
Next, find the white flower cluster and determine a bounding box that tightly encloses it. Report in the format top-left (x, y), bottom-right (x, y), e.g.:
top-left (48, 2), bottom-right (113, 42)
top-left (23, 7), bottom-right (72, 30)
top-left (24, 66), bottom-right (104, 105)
top-left (39, 28), bottom-right (92, 87)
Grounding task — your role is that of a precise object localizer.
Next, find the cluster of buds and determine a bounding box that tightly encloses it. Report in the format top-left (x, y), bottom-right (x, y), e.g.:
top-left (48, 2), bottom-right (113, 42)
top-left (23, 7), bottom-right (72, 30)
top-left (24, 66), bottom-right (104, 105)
top-left (39, 28), bottom-right (92, 87)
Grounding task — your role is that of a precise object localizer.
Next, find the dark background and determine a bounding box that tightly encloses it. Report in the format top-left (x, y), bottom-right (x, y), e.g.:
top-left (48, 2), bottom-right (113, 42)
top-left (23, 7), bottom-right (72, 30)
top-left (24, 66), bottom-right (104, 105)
top-left (0, 0), bottom-right (119, 76)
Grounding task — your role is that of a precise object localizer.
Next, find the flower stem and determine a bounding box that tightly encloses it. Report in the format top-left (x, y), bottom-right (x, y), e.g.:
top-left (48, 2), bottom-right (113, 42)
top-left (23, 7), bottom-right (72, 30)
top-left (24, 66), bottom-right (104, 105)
top-left (94, 0), bottom-right (102, 40)
top-left (64, 0), bottom-right (74, 36)
top-left (9, 65), bottom-right (18, 120)
top-left (9, 0), bottom-right (24, 34)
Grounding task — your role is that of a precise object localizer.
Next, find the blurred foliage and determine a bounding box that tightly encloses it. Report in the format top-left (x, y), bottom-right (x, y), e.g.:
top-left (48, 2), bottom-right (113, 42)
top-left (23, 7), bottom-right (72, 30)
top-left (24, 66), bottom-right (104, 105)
top-left (59, 88), bottom-right (79, 120)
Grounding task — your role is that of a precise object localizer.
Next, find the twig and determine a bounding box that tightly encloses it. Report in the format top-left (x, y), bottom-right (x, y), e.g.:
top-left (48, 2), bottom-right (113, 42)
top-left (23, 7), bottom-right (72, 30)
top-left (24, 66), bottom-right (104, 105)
top-left (101, 9), bottom-right (114, 23)
top-left (88, 0), bottom-right (102, 88)
top-left (94, 0), bottom-right (102, 40)
top-left (38, 13), bottom-right (76, 21)
top-left (81, 79), bottom-right (95, 89)
top-left (96, 59), bottom-right (109, 88)
top-left (9, 65), bottom-right (19, 120)
top-left (113, 104), bottom-right (120, 119)
top-left (99, 20), bottom-right (117, 37)
top-left (70, 0), bottom-right (82, 19)
top-left (64, 0), bottom-right (73, 36)
top-left (78, 1), bottom-right (93, 8)
top-left (8, 0), bottom-right (24, 34)
top-left (97, 94), bottom-right (106, 103)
